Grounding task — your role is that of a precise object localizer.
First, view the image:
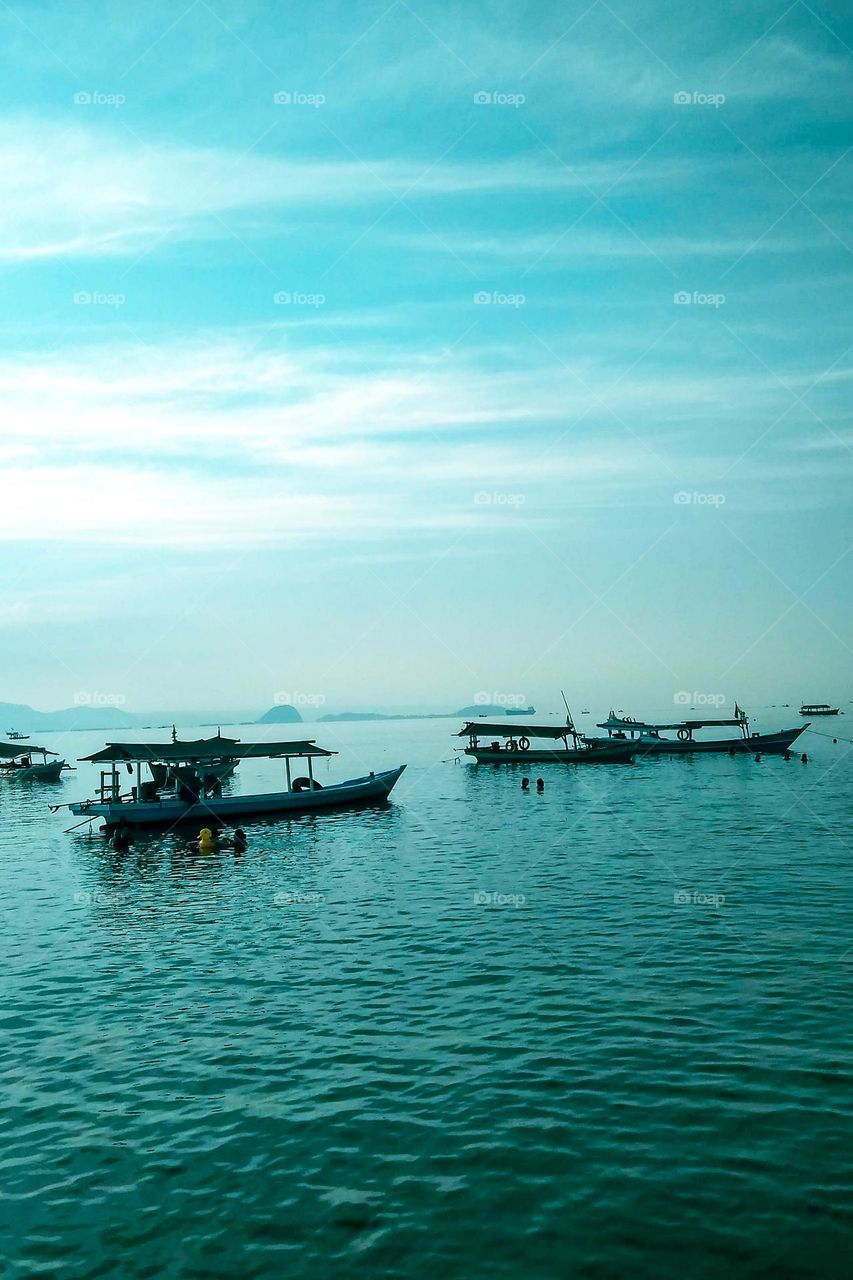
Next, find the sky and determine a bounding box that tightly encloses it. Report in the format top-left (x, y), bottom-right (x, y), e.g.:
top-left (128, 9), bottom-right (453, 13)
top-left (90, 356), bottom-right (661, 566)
top-left (1, 0), bottom-right (852, 716)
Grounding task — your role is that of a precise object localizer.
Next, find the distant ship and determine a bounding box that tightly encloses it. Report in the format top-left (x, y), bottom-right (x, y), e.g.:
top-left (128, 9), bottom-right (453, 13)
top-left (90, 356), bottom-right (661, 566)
top-left (504, 706), bottom-right (535, 716)
top-left (800, 703), bottom-right (840, 716)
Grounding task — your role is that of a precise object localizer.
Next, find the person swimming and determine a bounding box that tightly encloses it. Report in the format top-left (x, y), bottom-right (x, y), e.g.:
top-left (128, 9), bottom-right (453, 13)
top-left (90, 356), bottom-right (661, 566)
top-left (112, 822), bottom-right (132, 852)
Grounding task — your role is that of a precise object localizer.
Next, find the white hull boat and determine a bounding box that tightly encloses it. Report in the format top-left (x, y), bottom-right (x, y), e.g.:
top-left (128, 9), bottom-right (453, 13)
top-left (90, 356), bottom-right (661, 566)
top-left (69, 766), bottom-right (406, 827)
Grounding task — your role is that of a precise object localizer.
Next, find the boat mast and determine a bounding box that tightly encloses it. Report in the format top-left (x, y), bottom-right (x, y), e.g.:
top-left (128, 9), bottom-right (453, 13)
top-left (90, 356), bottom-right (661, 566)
top-left (560, 690), bottom-right (577, 746)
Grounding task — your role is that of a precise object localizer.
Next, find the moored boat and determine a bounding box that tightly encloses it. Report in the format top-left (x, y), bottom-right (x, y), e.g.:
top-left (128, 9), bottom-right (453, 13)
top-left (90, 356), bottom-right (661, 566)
top-left (800, 703), bottom-right (840, 716)
top-left (60, 736), bottom-right (405, 828)
top-left (457, 720), bottom-right (635, 764)
top-left (586, 706), bottom-right (807, 756)
top-left (0, 743), bottom-right (69, 780)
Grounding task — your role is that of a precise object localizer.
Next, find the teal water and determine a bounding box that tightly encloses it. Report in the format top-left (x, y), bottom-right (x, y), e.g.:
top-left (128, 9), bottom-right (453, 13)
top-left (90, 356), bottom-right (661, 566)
top-left (2, 717), bottom-right (851, 1278)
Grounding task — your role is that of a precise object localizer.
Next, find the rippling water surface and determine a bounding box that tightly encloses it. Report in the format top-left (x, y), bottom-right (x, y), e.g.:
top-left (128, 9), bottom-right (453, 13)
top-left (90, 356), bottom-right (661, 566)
top-left (2, 716), bottom-right (851, 1278)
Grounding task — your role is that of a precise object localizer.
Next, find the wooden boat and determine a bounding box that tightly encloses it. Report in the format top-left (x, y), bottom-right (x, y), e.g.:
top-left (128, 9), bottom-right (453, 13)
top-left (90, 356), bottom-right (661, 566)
top-left (800, 703), bottom-right (840, 716)
top-left (0, 743), bottom-right (69, 780)
top-left (61, 736), bottom-right (406, 828)
top-left (6, 730), bottom-right (29, 740)
top-left (457, 720), bottom-right (635, 763)
top-left (586, 706), bottom-right (808, 756)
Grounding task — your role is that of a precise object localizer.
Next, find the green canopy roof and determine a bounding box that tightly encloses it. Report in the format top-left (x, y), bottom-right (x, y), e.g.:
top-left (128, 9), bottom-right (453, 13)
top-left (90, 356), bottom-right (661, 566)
top-left (80, 738), bottom-right (335, 764)
top-left (0, 741), bottom-right (56, 758)
top-left (457, 721), bottom-right (571, 739)
top-left (597, 715), bottom-right (745, 732)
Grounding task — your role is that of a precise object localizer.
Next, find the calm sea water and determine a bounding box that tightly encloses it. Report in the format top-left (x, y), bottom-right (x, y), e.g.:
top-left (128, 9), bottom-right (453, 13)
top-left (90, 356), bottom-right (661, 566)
top-left (2, 713), bottom-right (851, 1278)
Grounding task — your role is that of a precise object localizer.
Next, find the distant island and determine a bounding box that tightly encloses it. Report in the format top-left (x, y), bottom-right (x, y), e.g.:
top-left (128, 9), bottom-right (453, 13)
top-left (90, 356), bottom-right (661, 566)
top-left (316, 706), bottom-right (536, 723)
top-left (255, 704), bottom-right (304, 725)
top-left (0, 699), bottom-right (134, 733)
top-left (455, 705), bottom-right (536, 718)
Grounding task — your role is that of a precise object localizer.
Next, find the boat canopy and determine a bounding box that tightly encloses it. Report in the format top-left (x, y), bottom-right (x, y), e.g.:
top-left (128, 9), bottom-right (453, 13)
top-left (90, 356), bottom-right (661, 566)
top-left (457, 721), bottom-right (571, 739)
top-left (597, 715), bottom-right (745, 732)
top-left (0, 742), bottom-right (56, 758)
top-left (80, 738), bottom-right (335, 764)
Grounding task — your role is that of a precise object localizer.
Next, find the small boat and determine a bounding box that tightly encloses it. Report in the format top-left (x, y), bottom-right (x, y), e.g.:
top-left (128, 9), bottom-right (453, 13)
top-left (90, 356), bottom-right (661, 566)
top-left (586, 705), bottom-right (807, 756)
top-left (800, 703), bottom-right (840, 716)
top-left (0, 742), bottom-right (69, 780)
top-left (61, 737), bottom-right (405, 828)
top-left (6, 730), bottom-right (29, 740)
top-left (457, 720), bottom-right (635, 764)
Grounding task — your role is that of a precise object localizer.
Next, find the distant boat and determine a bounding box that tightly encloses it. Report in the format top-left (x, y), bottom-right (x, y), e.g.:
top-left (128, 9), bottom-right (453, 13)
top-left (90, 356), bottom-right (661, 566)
top-left (800, 703), bottom-right (840, 716)
top-left (504, 705), bottom-right (535, 716)
top-left (6, 730), bottom-right (29, 740)
top-left (587, 706), bottom-right (807, 755)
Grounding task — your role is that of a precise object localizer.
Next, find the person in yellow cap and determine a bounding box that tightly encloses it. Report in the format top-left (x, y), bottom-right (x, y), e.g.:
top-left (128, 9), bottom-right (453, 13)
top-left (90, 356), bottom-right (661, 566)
top-left (197, 827), bottom-right (216, 852)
